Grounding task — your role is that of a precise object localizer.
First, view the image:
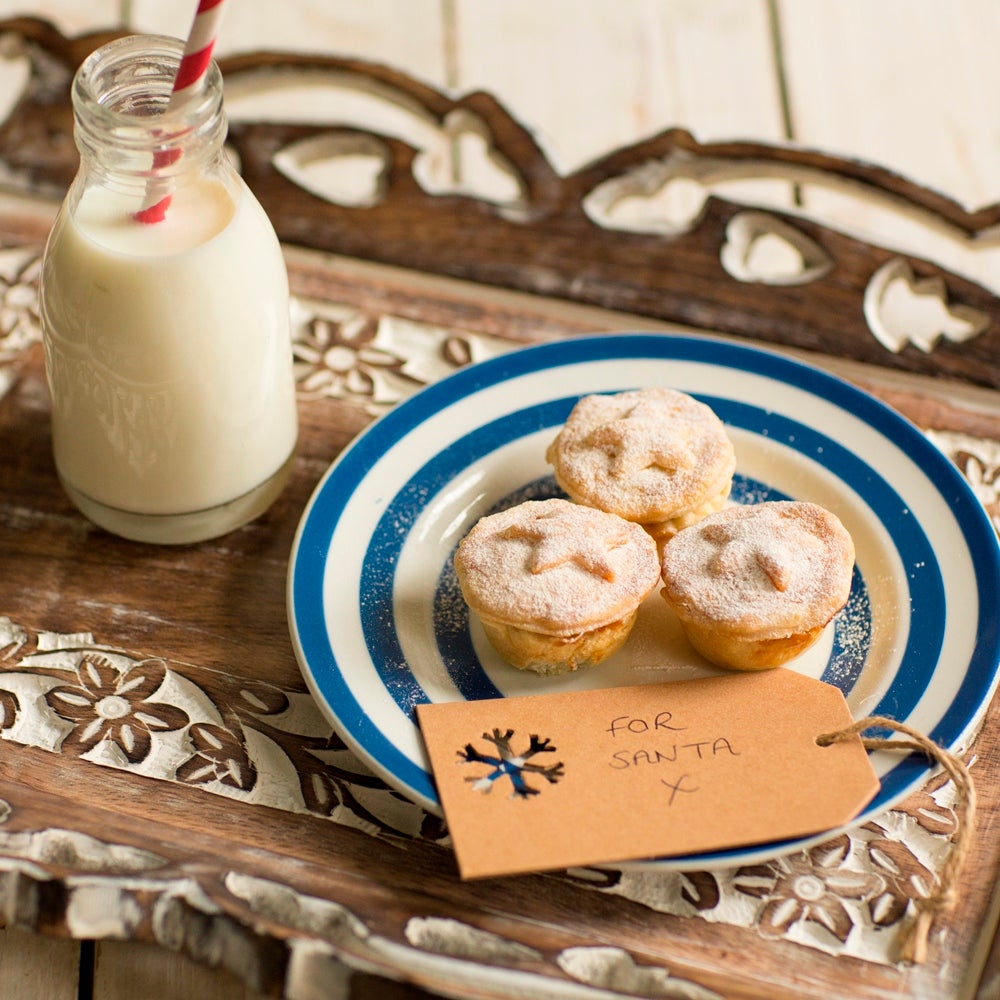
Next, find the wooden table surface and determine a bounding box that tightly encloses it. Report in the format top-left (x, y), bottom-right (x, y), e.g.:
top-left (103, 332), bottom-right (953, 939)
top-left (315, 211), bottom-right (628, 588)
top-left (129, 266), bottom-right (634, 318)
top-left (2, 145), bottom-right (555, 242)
top-left (2, 3), bottom-right (1000, 998)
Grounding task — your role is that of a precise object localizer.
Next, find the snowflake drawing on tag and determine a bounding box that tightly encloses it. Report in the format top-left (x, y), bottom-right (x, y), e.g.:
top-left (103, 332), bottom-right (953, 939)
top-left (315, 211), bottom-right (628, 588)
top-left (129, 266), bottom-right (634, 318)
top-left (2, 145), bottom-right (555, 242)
top-left (458, 728), bottom-right (564, 798)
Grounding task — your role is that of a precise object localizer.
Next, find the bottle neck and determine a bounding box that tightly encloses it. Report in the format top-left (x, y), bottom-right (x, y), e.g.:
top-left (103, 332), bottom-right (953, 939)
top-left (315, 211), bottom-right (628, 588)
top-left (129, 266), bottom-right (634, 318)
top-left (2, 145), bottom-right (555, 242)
top-left (71, 34), bottom-right (227, 192)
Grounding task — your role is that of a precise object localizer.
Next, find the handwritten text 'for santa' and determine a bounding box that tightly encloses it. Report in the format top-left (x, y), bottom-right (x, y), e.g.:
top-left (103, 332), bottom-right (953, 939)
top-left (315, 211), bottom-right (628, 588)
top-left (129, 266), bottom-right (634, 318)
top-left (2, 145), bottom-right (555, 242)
top-left (606, 710), bottom-right (739, 805)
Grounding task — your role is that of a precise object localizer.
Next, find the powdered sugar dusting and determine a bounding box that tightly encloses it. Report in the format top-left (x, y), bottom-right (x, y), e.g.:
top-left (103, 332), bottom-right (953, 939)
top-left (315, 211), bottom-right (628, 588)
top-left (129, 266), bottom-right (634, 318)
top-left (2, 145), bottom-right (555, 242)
top-left (454, 498), bottom-right (660, 636)
top-left (432, 476), bottom-right (871, 700)
top-left (661, 501), bottom-right (855, 635)
top-left (824, 573), bottom-right (872, 688)
top-left (545, 387), bottom-right (736, 522)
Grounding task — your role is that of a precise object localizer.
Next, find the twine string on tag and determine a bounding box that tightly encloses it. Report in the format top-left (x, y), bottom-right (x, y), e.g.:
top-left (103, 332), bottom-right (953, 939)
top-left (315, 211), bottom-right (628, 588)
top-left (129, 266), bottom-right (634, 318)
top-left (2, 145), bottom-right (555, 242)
top-left (816, 715), bottom-right (976, 965)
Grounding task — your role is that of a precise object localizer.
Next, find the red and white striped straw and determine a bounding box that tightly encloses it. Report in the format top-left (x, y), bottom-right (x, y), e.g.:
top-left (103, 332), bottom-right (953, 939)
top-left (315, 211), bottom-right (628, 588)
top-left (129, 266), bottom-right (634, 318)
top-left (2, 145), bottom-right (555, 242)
top-left (134, 0), bottom-right (228, 224)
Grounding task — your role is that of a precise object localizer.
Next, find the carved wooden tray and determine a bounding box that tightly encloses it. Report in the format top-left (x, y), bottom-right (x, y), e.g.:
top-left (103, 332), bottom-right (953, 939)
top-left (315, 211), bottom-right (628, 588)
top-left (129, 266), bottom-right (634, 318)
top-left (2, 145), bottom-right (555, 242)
top-left (1, 18), bottom-right (1000, 999)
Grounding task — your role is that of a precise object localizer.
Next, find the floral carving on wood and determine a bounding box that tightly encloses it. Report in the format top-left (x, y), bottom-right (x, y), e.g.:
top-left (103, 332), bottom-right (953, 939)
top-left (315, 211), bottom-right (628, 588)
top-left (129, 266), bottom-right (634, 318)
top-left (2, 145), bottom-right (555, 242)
top-left (734, 836), bottom-right (885, 944)
top-left (927, 429), bottom-right (1000, 534)
top-left (0, 244), bottom-right (41, 397)
top-left (588, 774), bottom-right (963, 964)
top-left (0, 616), bottom-right (973, 967)
top-left (0, 620), bottom-right (442, 842)
top-left (290, 296), bottom-right (514, 414)
top-left (46, 654), bottom-right (189, 765)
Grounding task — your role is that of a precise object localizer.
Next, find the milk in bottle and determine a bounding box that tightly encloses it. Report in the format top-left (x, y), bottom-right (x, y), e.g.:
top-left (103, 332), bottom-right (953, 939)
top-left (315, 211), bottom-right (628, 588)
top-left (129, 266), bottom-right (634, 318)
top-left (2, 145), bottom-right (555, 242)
top-left (39, 35), bottom-right (298, 543)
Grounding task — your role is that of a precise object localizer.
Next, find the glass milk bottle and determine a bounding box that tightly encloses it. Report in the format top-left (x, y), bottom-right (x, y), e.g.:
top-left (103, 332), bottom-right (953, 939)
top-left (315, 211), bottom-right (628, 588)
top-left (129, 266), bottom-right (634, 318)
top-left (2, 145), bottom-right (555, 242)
top-left (39, 35), bottom-right (298, 544)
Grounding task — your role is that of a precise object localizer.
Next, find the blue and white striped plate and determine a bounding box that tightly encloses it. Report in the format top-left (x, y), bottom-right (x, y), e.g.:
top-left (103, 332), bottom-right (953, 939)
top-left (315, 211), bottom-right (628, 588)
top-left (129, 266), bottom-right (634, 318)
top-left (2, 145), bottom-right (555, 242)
top-left (288, 333), bottom-right (1000, 869)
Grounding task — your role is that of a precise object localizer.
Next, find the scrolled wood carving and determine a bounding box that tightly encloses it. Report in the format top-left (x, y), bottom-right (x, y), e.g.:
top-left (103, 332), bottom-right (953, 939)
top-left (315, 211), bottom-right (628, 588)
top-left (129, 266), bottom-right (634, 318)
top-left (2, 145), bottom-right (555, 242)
top-left (1, 16), bottom-right (999, 389)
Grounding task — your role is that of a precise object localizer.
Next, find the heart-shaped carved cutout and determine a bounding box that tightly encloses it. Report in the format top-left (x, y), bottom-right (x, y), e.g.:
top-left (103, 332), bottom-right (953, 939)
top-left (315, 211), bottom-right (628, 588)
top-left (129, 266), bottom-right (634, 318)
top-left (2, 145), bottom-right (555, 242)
top-left (0, 39), bottom-right (30, 133)
top-left (584, 159), bottom-right (709, 235)
top-left (273, 134), bottom-right (389, 208)
top-left (412, 109), bottom-right (524, 206)
top-left (720, 211), bottom-right (832, 285)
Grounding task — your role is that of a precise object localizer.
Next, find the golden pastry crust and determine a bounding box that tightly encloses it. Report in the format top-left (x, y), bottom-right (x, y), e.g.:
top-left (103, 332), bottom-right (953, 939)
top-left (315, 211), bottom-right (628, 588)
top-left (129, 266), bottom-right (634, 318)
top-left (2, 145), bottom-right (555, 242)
top-left (659, 501), bottom-right (855, 671)
top-left (478, 611), bottom-right (640, 677)
top-left (545, 387), bottom-right (736, 539)
top-left (641, 483), bottom-right (735, 549)
top-left (454, 497), bottom-right (660, 673)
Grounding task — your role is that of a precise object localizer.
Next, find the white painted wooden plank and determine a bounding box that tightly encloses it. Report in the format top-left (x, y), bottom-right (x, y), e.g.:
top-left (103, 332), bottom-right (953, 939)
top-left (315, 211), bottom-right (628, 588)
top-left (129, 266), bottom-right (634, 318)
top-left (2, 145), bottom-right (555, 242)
top-left (777, 0), bottom-right (1000, 292)
top-left (450, 0), bottom-right (787, 176)
top-left (127, 0), bottom-right (451, 195)
top-left (127, 0), bottom-right (448, 84)
top-left (778, 0), bottom-right (1000, 210)
top-left (0, 0), bottom-right (121, 34)
top-left (94, 939), bottom-right (266, 1000)
top-left (0, 927), bottom-right (80, 1000)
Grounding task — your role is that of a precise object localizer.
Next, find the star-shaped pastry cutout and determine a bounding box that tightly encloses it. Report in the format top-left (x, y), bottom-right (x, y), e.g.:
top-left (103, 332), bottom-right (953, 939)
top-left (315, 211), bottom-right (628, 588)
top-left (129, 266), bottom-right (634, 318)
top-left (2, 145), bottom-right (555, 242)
top-left (702, 522), bottom-right (793, 592)
top-left (584, 405), bottom-right (697, 478)
top-left (500, 509), bottom-right (626, 580)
